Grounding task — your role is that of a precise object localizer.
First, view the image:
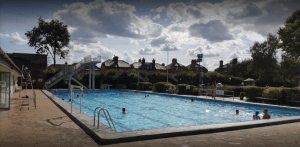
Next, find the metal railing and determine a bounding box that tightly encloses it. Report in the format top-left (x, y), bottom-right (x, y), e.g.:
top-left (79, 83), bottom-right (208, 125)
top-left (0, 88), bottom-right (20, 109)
top-left (93, 107), bottom-right (116, 131)
top-left (33, 90), bottom-right (36, 109)
top-left (70, 85), bottom-right (83, 113)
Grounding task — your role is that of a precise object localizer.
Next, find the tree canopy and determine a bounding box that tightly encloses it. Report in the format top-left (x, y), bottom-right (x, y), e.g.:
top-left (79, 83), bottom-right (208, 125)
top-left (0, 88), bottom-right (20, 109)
top-left (250, 33), bottom-right (279, 82)
top-left (278, 8), bottom-right (300, 59)
top-left (25, 17), bottom-right (70, 66)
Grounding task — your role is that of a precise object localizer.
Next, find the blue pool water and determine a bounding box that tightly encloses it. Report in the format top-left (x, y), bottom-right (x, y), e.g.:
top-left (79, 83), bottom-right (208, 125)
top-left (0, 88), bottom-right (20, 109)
top-left (51, 90), bottom-right (300, 132)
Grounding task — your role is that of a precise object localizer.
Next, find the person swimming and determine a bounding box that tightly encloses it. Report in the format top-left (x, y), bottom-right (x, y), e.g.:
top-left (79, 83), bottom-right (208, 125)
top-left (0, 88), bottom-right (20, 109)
top-left (122, 108), bottom-right (127, 114)
top-left (263, 108), bottom-right (271, 119)
top-left (253, 111), bottom-right (261, 120)
top-left (191, 98), bottom-right (194, 102)
top-left (236, 109), bottom-right (239, 115)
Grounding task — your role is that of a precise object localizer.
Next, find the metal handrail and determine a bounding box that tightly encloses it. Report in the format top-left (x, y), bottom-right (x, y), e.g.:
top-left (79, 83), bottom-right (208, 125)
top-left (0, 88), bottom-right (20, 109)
top-left (93, 107), bottom-right (116, 131)
top-left (98, 108), bottom-right (116, 131)
top-left (33, 90), bottom-right (36, 109)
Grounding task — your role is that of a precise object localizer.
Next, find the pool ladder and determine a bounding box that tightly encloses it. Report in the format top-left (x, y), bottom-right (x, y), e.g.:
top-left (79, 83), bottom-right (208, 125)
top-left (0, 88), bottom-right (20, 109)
top-left (94, 107), bottom-right (116, 131)
top-left (52, 89), bottom-right (59, 97)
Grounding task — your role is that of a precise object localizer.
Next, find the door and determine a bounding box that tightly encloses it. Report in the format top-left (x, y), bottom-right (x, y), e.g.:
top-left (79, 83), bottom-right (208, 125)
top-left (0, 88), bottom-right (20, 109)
top-left (0, 72), bottom-right (11, 110)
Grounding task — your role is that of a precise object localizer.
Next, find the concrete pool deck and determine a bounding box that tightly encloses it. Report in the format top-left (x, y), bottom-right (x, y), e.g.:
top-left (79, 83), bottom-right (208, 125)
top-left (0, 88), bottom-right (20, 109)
top-left (1, 89), bottom-right (300, 147)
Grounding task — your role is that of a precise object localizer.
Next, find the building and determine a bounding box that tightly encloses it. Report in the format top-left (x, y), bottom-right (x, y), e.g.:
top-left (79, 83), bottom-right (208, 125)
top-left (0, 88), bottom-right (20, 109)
top-left (186, 59), bottom-right (208, 73)
top-left (7, 53), bottom-right (47, 89)
top-left (131, 58), bottom-right (166, 72)
top-left (215, 58), bottom-right (238, 73)
top-left (0, 48), bottom-right (22, 110)
top-left (100, 56), bottom-right (131, 71)
top-left (166, 58), bottom-right (189, 73)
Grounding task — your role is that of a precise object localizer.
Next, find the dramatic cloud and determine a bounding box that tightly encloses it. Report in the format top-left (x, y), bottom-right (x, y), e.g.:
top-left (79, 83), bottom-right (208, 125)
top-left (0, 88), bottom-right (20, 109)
top-left (129, 38), bottom-right (139, 45)
top-left (138, 46), bottom-right (161, 55)
top-left (150, 34), bottom-right (176, 47)
top-left (53, 0), bottom-right (163, 44)
top-left (186, 46), bottom-right (220, 57)
top-left (0, 33), bottom-right (10, 38)
top-left (123, 51), bottom-right (138, 63)
top-left (231, 4), bottom-right (263, 19)
top-left (189, 20), bottom-right (234, 43)
top-left (166, 2), bottom-right (202, 22)
top-left (10, 32), bottom-right (27, 45)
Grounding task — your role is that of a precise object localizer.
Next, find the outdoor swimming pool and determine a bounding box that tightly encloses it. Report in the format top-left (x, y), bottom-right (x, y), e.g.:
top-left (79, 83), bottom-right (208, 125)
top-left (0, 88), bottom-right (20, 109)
top-left (51, 90), bottom-right (300, 132)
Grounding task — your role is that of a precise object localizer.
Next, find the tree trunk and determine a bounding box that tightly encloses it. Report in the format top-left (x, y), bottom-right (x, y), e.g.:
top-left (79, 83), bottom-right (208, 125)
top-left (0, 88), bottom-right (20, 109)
top-left (53, 54), bottom-right (56, 67)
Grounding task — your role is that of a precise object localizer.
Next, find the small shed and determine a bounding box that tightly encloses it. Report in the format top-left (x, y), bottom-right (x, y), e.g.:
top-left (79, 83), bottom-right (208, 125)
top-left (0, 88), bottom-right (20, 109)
top-left (244, 78), bottom-right (256, 86)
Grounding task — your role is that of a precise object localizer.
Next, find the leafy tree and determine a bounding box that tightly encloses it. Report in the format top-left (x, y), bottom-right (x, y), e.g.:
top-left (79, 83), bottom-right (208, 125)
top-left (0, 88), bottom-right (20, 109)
top-left (25, 17), bottom-right (70, 66)
top-left (278, 8), bottom-right (300, 58)
top-left (250, 33), bottom-right (279, 83)
top-left (280, 54), bottom-right (300, 86)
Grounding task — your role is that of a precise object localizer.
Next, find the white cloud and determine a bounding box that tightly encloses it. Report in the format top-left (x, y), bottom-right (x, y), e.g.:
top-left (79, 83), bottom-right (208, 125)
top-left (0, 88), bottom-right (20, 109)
top-left (138, 46), bottom-right (161, 55)
top-left (155, 6), bottom-right (166, 13)
top-left (238, 30), bottom-right (266, 42)
top-left (186, 46), bottom-right (220, 58)
top-left (229, 53), bottom-right (239, 59)
top-left (10, 32), bottom-right (27, 45)
top-left (0, 33), bottom-right (10, 38)
top-left (152, 14), bottom-right (160, 20)
top-left (129, 38), bottom-right (139, 45)
top-left (123, 51), bottom-right (138, 63)
top-left (161, 44), bottom-right (181, 51)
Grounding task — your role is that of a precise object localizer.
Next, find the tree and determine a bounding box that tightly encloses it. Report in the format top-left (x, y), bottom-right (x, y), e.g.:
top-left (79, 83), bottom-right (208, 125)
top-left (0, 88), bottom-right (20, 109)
top-left (250, 33), bottom-right (279, 83)
top-left (278, 8), bottom-right (300, 58)
top-left (25, 17), bottom-right (70, 66)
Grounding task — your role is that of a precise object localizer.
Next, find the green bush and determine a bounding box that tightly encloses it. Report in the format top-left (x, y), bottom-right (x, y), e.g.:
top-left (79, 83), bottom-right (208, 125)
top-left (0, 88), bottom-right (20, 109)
top-left (224, 86), bottom-right (244, 97)
top-left (243, 86), bottom-right (264, 100)
top-left (137, 82), bottom-right (152, 90)
top-left (177, 84), bottom-right (198, 95)
top-left (240, 92), bottom-right (245, 96)
top-left (152, 82), bottom-right (175, 92)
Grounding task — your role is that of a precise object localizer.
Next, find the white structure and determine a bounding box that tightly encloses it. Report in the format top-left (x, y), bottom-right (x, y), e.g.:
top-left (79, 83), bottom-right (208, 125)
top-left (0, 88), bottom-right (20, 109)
top-left (44, 55), bottom-right (101, 90)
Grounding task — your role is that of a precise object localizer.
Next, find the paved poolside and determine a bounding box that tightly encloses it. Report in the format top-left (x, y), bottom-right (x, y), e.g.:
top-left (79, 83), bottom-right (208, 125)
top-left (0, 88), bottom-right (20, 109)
top-left (1, 90), bottom-right (300, 147)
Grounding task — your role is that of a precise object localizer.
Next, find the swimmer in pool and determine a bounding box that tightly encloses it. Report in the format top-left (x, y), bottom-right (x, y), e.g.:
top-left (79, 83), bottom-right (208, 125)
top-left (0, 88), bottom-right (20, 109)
top-left (263, 108), bottom-right (271, 119)
top-left (253, 111), bottom-right (261, 120)
top-left (191, 98), bottom-right (194, 102)
top-left (122, 108), bottom-right (127, 114)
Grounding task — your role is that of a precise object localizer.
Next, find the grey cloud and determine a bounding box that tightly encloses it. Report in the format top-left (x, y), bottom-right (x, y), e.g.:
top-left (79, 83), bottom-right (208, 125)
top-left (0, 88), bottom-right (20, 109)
top-left (169, 25), bottom-right (186, 32)
top-left (189, 20), bottom-right (234, 43)
top-left (166, 2), bottom-right (202, 22)
top-left (150, 35), bottom-right (174, 47)
top-left (53, 0), bottom-right (163, 44)
top-left (231, 4), bottom-right (262, 19)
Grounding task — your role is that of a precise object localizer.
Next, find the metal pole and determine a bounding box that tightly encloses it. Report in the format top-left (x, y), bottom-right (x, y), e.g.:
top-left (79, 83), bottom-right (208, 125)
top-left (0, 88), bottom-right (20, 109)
top-left (167, 52), bottom-right (169, 83)
top-left (93, 65), bottom-right (95, 89)
top-left (89, 65), bottom-right (91, 89)
top-left (71, 89), bottom-right (73, 113)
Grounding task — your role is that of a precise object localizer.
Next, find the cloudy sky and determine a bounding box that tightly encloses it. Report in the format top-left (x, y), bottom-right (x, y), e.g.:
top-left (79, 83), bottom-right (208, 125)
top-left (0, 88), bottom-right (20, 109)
top-left (0, 0), bottom-right (299, 70)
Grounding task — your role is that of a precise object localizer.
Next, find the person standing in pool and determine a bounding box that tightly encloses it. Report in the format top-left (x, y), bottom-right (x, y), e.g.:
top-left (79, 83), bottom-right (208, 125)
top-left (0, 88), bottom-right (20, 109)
top-left (122, 108), bottom-right (127, 114)
top-left (263, 108), bottom-right (271, 119)
top-left (253, 111), bottom-right (261, 120)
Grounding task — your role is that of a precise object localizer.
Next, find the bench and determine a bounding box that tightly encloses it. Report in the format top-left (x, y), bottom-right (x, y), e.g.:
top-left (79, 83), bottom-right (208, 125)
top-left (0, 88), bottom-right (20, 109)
top-left (252, 92), bottom-right (281, 104)
top-left (288, 94), bottom-right (300, 105)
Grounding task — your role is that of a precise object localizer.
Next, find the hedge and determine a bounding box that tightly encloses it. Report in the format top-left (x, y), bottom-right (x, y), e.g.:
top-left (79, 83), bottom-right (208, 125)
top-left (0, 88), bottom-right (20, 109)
top-left (177, 84), bottom-right (198, 95)
top-left (243, 86), bottom-right (264, 100)
top-left (223, 86), bottom-right (244, 97)
top-left (152, 82), bottom-right (175, 92)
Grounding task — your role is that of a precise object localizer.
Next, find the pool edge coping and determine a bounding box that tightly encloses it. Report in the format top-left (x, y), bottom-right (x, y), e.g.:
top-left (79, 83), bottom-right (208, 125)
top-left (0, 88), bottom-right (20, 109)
top-left (42, 89), bottom-right (300, 145)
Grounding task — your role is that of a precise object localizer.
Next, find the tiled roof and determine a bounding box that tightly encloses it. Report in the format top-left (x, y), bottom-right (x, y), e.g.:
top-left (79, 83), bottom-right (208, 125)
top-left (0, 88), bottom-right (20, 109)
top-left (166, 62), bottom-right (185, 69)
top-left (186, 63), bottom-right (206, 70)
top-left (103, 59), bottom-right (131, 68)
top-left (131, 62), bottom-right (166, 70)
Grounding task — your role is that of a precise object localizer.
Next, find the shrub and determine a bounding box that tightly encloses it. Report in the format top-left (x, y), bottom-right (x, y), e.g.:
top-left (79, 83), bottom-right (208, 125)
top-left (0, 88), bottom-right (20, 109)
top-left (263, 87), bottom-right (292, 104)
top-left (152, 82), bottom-right (175, 92)
top-left (243, 86), bottom-right (264, 100)
top-left (240, 92), bottom-right (245, 97)
top-left (177, 84), bottom-right (198, 95)
top-left (137, 82), bottom-right (152, 90)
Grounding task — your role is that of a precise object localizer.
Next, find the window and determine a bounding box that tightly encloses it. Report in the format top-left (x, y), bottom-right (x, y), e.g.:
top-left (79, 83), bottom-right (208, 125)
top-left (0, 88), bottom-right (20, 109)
top-left (176, 66), bottom-right (178, 70)
top-left (147, 65), bottom-right (149, 69)
top-left (181, 67), bottom-right (183, 70)
top-left (197, 67), bottom-right (198, 71)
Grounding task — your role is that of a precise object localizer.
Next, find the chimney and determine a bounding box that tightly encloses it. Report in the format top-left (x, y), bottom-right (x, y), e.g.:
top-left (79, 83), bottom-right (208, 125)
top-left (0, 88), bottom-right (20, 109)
top-left (138, 58), bottom-right (141, 62)
top-left (113, 56), bottom-right (119, 65)
top-left (219, 60), bottom-right (223, 69)
top-left (142, 58), bottom-right (145, 65)
top-left (162, 63), bottom-right (165, 66)
top-left (232, 58), bottom-right (238, 64)
top-left (152, 58), bottom-right (155, 69)
top-left (191, 59), bottom-right (197, 65)
top-left (172, 58), bottom-right (177, 64)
